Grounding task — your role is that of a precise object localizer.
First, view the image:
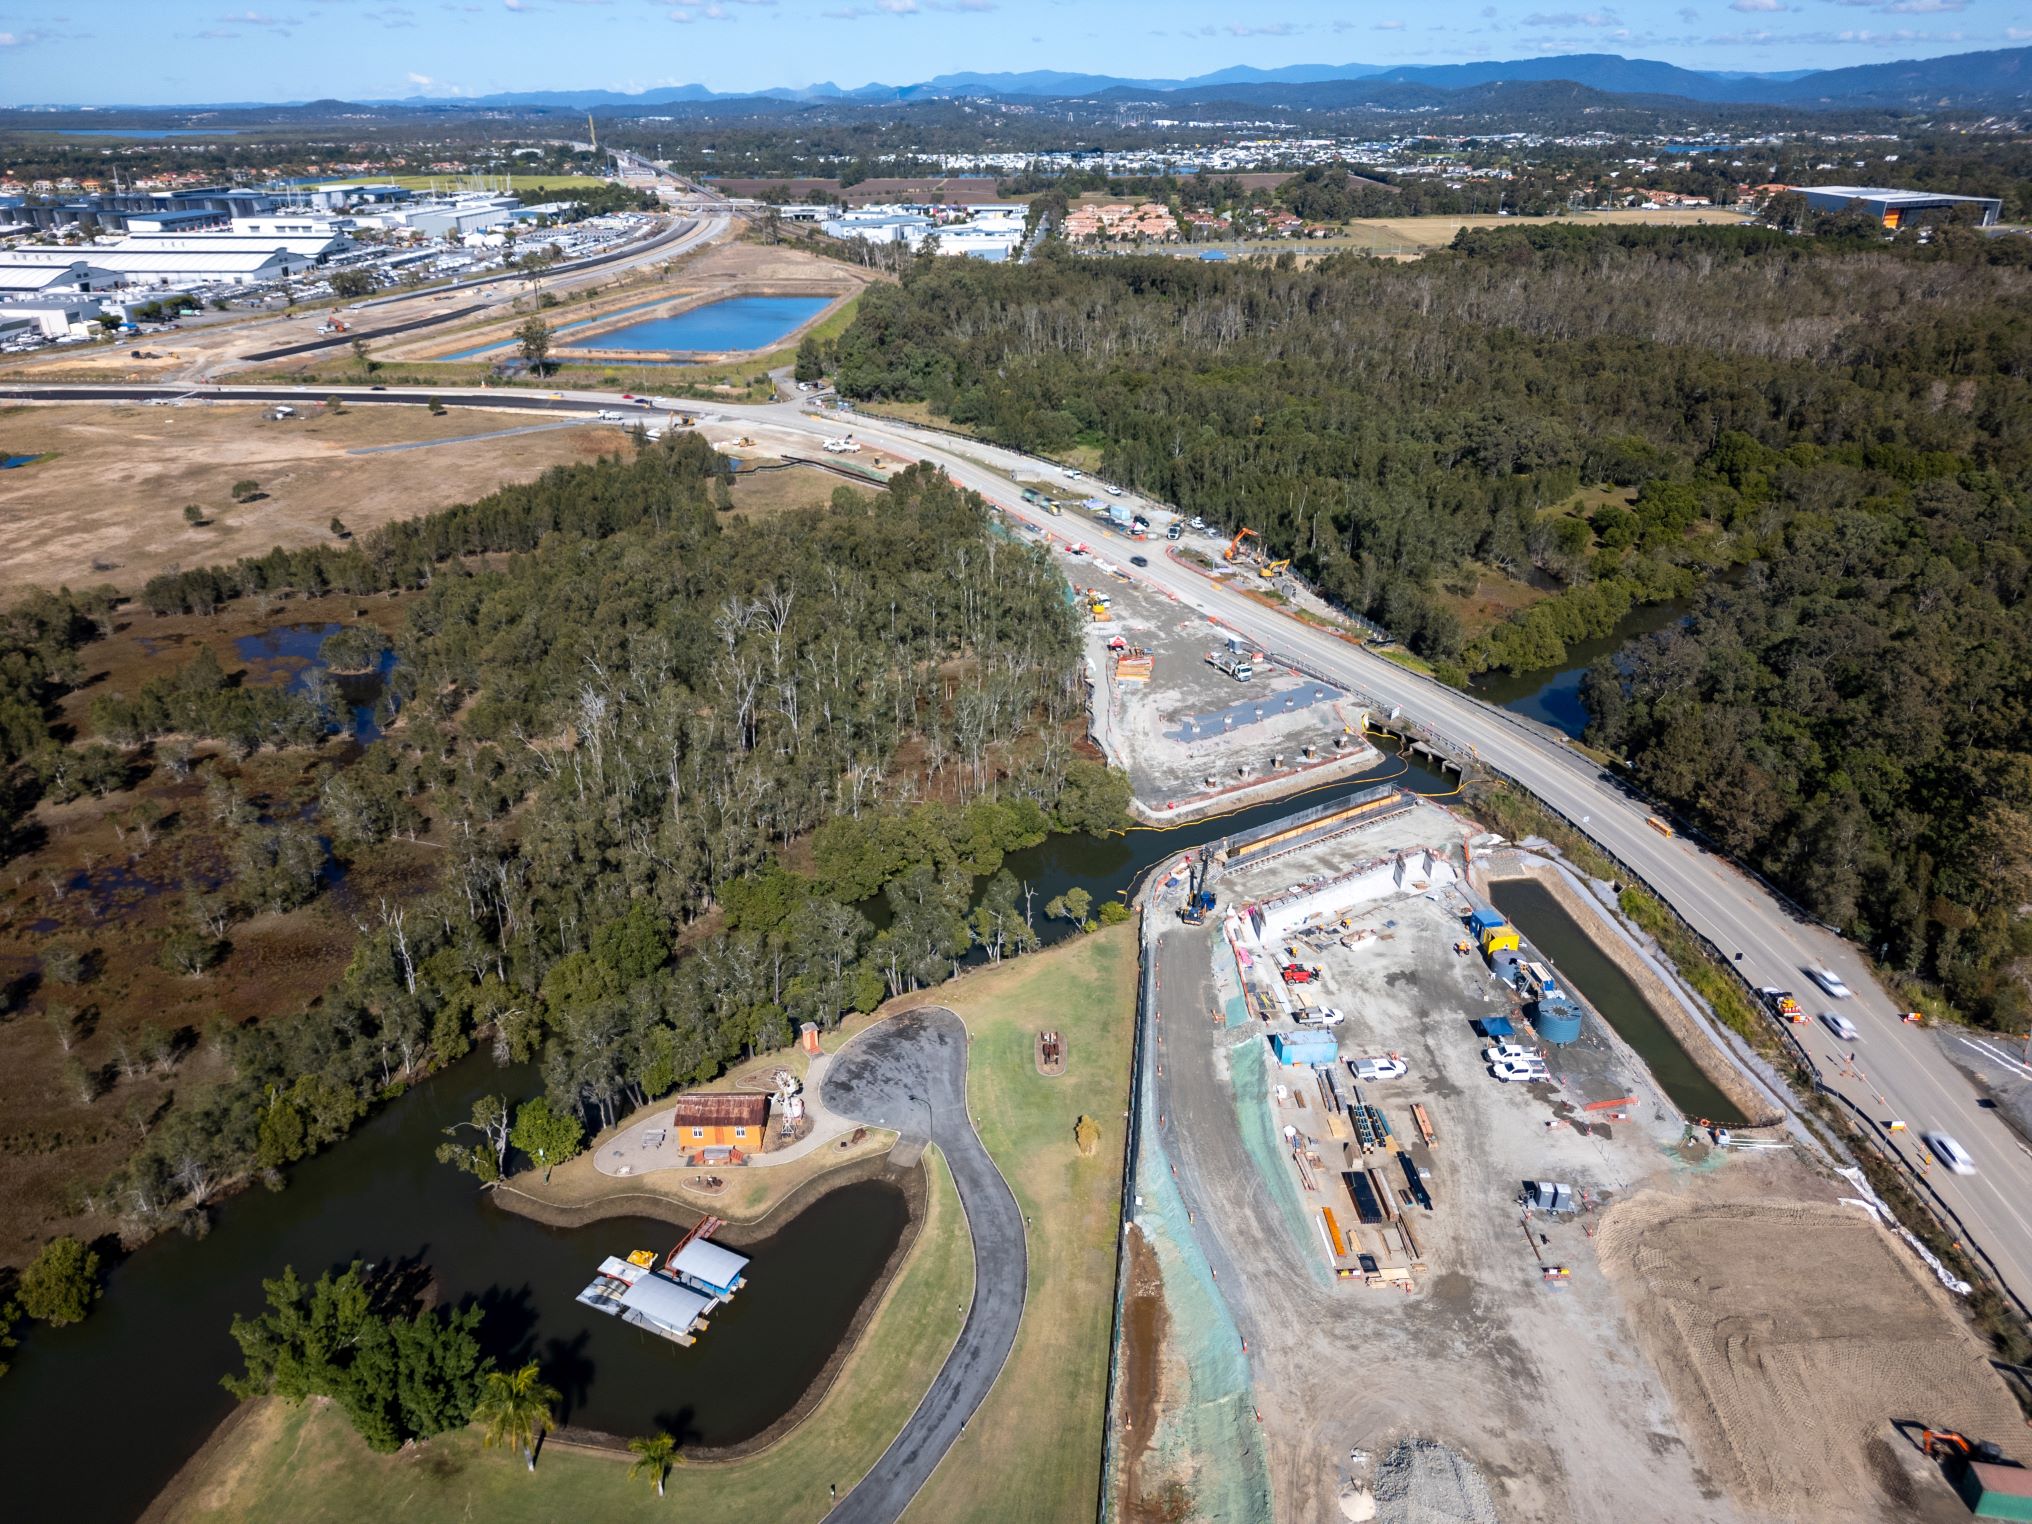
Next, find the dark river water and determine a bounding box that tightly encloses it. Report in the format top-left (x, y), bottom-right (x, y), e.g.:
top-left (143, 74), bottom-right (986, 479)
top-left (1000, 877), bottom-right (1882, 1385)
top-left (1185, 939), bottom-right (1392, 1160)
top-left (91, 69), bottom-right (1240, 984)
top-left (1490, 878), bottom-right (1744, 1124)
top-left (0, 1051), bottom-right (906, 1522)
top-left (1469, 597), bottom-right (1693, 738)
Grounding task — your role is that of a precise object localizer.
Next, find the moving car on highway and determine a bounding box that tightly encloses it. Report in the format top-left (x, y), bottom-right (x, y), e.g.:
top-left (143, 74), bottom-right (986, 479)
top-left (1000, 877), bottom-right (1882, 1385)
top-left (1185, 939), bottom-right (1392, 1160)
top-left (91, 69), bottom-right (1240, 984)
top-left (1820, 1011), bottom-right (1860, 1042)
top-left (1808, 967), bottom-right (1853, 999)
top-left (1925, 1132), bottom-right (1977, 1175)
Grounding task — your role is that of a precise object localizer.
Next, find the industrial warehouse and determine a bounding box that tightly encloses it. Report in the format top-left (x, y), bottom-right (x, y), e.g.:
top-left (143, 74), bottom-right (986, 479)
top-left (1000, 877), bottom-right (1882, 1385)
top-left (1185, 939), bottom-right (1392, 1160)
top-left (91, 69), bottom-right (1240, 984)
top-left (1115, 784), bottom-right (2027, 1524)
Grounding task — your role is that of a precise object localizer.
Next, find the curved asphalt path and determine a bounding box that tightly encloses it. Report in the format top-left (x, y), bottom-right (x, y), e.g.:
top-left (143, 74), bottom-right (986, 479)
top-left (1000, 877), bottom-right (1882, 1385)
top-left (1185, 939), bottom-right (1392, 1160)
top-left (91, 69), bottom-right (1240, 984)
top-left (9, 378), bottom-right (2031, 1314)
top-left (818, 1007), bottom-right (1027, 1524)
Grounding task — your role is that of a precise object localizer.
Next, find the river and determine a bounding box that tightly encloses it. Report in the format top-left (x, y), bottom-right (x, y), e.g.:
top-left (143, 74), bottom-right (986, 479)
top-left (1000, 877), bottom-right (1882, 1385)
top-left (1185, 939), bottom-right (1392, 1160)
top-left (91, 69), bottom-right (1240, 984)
top-left (1469, 597), bottom-right (1693, 738)
top-left (0, 742), bottom-right (1453, 1522)
top-left (0, 1050), bottom-right (907, 1523)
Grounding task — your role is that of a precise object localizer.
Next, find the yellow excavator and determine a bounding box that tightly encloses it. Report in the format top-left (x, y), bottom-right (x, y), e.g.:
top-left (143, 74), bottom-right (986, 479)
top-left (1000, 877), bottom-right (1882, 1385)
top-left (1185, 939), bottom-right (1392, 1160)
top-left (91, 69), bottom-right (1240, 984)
top-left (1258, 559), bottom-right (1291, 579)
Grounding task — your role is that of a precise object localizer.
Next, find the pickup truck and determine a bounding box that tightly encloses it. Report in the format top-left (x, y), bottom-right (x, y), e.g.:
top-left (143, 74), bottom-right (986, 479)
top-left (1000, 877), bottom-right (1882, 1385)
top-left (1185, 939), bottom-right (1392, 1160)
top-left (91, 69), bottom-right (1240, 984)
top-left (1350, 1055), bottom-right (1407, 1082)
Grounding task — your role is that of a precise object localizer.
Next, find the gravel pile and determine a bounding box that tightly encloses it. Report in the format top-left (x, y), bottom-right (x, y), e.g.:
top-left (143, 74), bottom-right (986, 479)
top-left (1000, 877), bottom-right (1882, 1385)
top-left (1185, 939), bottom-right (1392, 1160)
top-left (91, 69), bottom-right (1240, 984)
top-left (1372, 1439), bottom-right (1501, 1524)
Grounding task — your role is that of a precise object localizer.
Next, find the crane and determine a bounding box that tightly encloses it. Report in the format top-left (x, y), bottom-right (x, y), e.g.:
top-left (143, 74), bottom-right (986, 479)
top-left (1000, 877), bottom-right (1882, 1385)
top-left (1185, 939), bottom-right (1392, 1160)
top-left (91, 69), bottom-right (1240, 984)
top-left (1180, 845), bottom-right (1216, 926)
top-left (586, 112), bottom-right (598, 152)
top-left (1223, 527), bottom-right (1259, 561)
top-left (1258, 558), bottom-right (1291, 579)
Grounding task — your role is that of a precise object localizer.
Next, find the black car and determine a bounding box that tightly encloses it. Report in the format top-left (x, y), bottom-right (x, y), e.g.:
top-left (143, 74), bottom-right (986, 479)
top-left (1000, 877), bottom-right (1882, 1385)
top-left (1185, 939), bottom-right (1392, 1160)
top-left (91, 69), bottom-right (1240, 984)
top-left (1130, 555), bottom-right (1149, 567)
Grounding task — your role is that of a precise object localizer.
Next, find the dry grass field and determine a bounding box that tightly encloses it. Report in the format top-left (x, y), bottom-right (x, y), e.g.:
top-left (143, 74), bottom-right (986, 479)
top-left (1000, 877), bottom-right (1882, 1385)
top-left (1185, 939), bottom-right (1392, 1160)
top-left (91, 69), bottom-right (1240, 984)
top-left (0, 403), bottom-right (634, 601)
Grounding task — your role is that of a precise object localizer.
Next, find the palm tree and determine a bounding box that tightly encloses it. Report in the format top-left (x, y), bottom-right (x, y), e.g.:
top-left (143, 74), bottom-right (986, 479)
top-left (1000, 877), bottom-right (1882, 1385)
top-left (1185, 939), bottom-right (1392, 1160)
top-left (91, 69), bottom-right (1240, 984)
top-left (473, 1361), bottom-right (560, 1472)
top-left (628, 1431), bottom-right (683, 1497)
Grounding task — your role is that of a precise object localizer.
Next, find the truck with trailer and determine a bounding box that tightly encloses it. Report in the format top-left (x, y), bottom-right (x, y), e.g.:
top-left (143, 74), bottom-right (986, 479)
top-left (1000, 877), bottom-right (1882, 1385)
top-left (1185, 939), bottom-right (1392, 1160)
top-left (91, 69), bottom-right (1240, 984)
top-left (1207, 649), bottom-right (1254, 683)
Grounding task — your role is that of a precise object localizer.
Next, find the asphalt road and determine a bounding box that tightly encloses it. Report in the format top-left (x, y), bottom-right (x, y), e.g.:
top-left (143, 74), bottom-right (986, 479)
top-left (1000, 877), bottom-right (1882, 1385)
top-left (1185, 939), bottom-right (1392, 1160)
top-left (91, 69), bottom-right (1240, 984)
top-left (10, 377), bottom-right (2030, 1315)
top-left (818, 1008), bottom-right (1027, 1524)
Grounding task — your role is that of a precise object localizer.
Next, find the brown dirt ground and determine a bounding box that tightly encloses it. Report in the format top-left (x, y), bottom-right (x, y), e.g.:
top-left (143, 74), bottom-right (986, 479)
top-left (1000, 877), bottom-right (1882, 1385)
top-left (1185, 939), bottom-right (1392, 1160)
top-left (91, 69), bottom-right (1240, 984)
top-left (726, 463), bottom-right (878, 518)
top-left (1116, 1226), bottom-right (1180, 1523)
top-left (1595, 1184), bottom-right (2027, 1523)
top-left (1433, 569), bottom-right (1553, 639)
top-left (0, 402), bottom-right (635, 602)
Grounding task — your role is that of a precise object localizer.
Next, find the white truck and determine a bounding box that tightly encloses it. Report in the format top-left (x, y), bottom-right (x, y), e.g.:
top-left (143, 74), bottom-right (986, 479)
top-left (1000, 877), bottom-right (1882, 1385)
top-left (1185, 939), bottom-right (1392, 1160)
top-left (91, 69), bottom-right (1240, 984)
top-left (823, 437), bottom-right (861, 454)
top-left (1207, 650), bottom-right (1254, 683)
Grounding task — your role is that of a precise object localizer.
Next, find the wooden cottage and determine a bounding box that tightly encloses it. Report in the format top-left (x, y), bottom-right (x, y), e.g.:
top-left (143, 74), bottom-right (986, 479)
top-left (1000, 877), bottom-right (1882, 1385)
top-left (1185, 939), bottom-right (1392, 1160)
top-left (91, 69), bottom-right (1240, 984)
top-left (672, 1092), bottom-right (770, 1152)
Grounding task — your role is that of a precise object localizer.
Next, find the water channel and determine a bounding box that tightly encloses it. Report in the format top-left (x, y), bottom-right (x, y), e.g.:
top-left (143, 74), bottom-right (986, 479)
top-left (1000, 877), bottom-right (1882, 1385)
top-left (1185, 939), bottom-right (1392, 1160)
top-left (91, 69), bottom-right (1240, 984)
top-left (1489, 877), bottom-right (1745, 1124)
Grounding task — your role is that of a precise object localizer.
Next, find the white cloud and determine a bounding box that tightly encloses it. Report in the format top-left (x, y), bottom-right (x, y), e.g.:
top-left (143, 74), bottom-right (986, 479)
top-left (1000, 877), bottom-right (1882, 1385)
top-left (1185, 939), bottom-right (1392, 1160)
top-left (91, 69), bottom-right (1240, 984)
top-left (407, 69), bottom-right (433, 83)
top-left (2008, 24), bottom-right (2032, 37)
top-left (1521, 8), bottom-right (1620, 25)
top-left (927, 0), bottom-right (994, 9)
top-left (502, 0), bottom-right (528, 10)
top-left (1730, 0), bottom-right (1785, 10)
top-left (1375, 16), bottom-right (1407, 27)
top-left (1879, 0), bottom-right (1963, 12)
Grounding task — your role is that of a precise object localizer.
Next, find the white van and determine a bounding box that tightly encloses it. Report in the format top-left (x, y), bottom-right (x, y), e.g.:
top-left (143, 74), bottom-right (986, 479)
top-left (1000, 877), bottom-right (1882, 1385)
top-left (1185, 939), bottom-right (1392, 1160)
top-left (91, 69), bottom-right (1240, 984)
top-left (1819, 1011), bottom-right (1859, 1042)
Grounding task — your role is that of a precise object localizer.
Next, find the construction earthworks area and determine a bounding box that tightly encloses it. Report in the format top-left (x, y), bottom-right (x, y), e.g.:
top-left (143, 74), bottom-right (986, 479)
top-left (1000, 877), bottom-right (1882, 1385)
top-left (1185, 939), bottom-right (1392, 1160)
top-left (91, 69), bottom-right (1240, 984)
top-left (1120, 793), bottom-right (2026, 1524)
top-left (1079, 570), bottom-right (1380, 821)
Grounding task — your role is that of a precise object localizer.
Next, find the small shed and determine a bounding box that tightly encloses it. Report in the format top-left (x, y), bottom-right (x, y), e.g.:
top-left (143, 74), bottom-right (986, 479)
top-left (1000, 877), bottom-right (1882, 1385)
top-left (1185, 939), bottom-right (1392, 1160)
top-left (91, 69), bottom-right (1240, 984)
top-left (1270, 1029), bottom-right (1340, 1067)
top-left (1524, 1180), bottom-right (1577, 1214)
top-left (1467, 907), bottom-right (1507, 936)
top-left (672, 1092), bottom-right (770, 1150)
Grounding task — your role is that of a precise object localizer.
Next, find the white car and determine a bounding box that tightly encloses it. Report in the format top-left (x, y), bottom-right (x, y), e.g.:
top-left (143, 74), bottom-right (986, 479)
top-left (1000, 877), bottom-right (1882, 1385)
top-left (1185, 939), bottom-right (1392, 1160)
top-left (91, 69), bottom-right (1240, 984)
top-left (1819, 1011), bottom-right (1859, 1042)
top-left (1808, 967), bottom-right (1852, 999)
top-left (1490, 1059), bottom-right (1551, 1083)
top-left (1923, 1131), bottom-right (1976, 1175)
top-left (1293, 1006), bottom-right (1346, 1027)
top-left (1350, 1055), bottom-right (1407, 1082)
top-left (1482, 1043), bottom-right (1533, 1063)
top-left (1107, 483), bottom-right (1124, 496)
top-left (1062, 467), bottom-right (1082, 480)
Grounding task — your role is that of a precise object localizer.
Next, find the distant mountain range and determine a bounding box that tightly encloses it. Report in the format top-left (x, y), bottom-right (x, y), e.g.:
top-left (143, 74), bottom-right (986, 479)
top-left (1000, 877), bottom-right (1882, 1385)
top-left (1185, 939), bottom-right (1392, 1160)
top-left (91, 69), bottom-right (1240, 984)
top-left (416, 46), bottom-right (2029, 113)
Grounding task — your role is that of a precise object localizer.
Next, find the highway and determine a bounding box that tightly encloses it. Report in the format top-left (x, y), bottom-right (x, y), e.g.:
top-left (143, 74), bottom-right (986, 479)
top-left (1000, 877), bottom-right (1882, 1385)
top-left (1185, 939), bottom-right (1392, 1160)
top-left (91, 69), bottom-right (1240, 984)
top-left (8, 378), bottom-right (2030, 1316)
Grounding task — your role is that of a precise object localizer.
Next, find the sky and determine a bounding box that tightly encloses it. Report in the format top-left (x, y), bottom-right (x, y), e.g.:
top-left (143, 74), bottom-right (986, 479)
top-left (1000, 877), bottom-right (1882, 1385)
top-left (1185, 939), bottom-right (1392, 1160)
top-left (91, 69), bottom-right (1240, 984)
top-left (1, 0), bottom-right (2022, 105)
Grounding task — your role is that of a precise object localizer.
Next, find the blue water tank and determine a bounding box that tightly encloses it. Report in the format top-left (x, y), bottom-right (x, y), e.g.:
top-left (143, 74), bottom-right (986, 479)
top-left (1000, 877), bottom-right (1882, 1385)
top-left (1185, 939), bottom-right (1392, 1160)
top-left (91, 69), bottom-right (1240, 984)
top-left (1534, 995), bottom-right (1583, 1045)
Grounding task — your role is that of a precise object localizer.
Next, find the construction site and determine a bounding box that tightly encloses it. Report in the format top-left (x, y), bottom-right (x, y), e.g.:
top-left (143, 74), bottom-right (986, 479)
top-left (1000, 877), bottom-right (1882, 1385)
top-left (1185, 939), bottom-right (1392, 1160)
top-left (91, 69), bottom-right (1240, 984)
top-left (1113, 786), bottom-right (2031, 1524)
top-left (1076, 569), bottom-right (1381, 821)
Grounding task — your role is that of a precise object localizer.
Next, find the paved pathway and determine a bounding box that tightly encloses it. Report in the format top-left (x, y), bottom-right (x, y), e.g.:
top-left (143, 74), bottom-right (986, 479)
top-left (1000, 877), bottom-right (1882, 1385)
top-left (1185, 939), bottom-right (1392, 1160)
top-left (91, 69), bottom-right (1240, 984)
top-left (819, 1007), bottom-right (1027, 1524)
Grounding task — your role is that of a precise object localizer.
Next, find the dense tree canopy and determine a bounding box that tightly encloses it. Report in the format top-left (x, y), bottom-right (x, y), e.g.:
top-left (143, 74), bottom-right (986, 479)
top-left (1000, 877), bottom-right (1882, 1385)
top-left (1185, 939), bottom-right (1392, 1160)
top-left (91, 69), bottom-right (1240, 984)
top-left (835, 225), bottom-right (2032, 1027)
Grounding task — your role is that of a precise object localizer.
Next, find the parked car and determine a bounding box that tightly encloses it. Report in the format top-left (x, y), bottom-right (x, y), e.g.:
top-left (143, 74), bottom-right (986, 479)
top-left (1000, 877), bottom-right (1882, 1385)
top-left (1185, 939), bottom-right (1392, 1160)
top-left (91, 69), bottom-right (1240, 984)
top-left (1490, 1060), bottom-right (1550, 1083)
top-left (1808, 967), bottom-right (1852, 999)
top-left (1350, 1055), bottom-right (1407, 1081)
top-left (1819, 1011), bottom-right (1859, 1042)
top-left (1482, 1043), bottom-right (1533, 1063)
top-left (1107, 483), bottom-right (1123, 496)
top-left (1923, 1131), bottom-right (1976, 1175)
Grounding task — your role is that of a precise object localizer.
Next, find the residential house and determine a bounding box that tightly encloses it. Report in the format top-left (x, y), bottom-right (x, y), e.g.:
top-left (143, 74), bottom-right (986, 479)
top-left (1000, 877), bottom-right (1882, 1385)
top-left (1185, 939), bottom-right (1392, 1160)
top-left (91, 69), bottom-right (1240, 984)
top-left (671, 1092), bottom-right (770, 1153)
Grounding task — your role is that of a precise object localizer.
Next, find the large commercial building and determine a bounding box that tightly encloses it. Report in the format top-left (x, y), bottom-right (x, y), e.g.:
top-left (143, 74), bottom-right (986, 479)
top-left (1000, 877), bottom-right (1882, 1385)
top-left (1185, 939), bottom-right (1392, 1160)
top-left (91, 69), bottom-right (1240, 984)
top-left (1798, 185), bottom-right (2002, 229)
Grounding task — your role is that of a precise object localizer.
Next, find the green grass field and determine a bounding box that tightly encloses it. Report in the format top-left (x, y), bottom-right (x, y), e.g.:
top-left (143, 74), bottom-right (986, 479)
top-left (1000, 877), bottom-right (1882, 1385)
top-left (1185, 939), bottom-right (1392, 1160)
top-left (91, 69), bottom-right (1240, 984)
top-left (150, 923), bottom-right (1140, 1524)
top-left (900, 922), bottom-right (1138, 1522)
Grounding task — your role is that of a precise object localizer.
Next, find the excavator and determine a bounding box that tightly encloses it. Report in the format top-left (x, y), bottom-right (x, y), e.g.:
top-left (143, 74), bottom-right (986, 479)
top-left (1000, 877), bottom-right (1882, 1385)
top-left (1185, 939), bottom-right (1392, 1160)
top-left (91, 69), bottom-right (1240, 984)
top-left (1223, 527), bottom-right (1258, 561)
top-left (1258, 558), bottom-right (1291, 579)
top-left (1179, 845), bottom-right (1216, 926)
top-left (1919, 1428), bottom-right (2028, 1514)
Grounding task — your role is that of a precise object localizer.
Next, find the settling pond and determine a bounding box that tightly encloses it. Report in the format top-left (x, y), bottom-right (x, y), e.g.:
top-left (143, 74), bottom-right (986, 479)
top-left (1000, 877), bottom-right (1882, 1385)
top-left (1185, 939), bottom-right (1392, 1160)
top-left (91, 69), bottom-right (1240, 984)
top-left (1491, 877), bottom-right (1745, 1124)
top-left (440, 294), bottom-right (832, 363)
top-left (0, 745), bottom-right (1459, 1522)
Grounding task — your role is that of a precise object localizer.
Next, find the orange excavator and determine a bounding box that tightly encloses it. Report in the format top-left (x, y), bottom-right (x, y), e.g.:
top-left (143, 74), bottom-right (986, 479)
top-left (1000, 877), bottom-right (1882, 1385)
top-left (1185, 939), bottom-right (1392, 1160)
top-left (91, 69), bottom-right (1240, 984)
top-left (1223, 527), bottom-right (1258, 561)
top-left (1920, 1427), bottom-right (2029, 1515)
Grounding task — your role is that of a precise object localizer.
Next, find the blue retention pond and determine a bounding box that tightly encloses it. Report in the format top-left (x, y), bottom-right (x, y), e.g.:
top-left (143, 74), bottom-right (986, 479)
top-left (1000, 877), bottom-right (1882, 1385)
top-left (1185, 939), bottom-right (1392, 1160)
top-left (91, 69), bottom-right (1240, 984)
top-left (439, 294), bottom-right (832, 362)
